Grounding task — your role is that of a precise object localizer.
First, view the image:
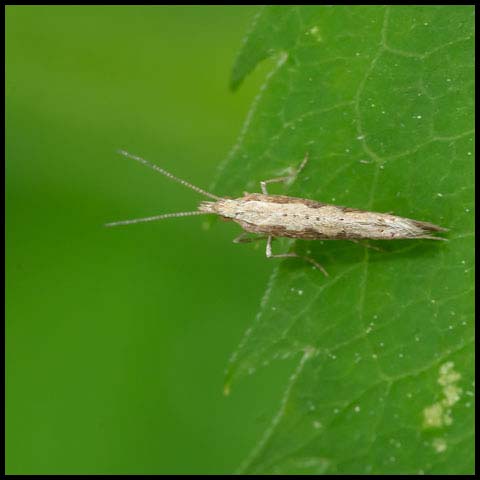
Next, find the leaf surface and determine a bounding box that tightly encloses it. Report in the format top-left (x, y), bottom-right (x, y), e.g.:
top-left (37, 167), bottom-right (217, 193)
top-left (215, 6), bottom-right (474, 475)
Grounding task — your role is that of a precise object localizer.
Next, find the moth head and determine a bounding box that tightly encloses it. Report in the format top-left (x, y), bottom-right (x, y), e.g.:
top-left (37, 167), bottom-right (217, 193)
top-left (198, 201), bottom-right (218, 214)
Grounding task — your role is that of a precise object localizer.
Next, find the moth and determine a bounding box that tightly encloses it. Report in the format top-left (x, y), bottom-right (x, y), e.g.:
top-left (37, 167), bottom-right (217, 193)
top-left (106, 150), bottom-right (447, 276)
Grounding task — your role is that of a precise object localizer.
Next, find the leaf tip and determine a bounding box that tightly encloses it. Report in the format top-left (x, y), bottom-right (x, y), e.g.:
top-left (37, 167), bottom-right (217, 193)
top-left (229, 71), bottom-right (243, 92)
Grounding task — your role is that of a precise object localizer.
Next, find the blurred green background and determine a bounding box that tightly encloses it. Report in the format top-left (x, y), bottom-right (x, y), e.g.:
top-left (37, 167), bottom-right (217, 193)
top-left (6, 6), bottom-right (293, 474)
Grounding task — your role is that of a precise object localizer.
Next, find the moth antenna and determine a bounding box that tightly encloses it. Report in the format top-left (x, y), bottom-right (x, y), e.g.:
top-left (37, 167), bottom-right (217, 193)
top-left (118, 150), bottom-right (222, 201)
top-left (105, 211), bottom-right (211, 227)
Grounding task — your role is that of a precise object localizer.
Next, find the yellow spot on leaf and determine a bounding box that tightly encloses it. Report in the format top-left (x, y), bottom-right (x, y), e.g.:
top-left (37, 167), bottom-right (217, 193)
top-left (432, 437), bottom-right (447, 453)
top-left (422, 361), bottom-right (462, 429)
top-left (307, 26), bottom-right (323, 42)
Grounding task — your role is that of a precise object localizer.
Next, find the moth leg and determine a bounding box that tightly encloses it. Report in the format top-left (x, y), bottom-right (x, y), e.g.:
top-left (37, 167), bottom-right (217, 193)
top-left (260, 152), bottom-right (309, 194)
top-left (265, 236), bottom-right (328, 276)
top-left (233, 233), bottom-right (268, 244)
top-left (349, 239), bottom-right (383, 252)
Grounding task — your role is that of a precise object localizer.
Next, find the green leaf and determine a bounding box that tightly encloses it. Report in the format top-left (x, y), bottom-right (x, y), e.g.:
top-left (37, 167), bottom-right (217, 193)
top-left (215, 6), bottom-right (474, 475)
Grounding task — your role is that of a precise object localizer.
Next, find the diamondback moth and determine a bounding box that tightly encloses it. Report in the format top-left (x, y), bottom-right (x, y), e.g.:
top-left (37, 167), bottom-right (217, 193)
top-left (106, 150), bottom-right (447, 276)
